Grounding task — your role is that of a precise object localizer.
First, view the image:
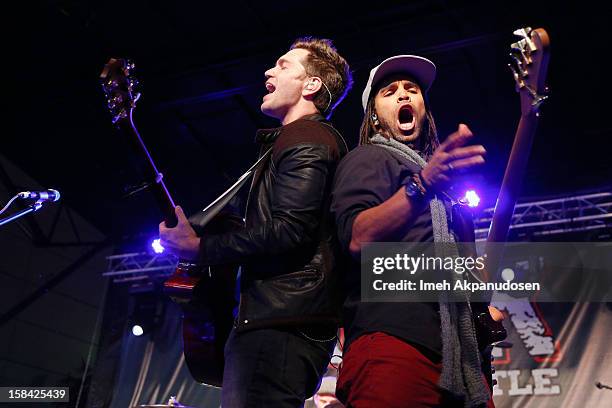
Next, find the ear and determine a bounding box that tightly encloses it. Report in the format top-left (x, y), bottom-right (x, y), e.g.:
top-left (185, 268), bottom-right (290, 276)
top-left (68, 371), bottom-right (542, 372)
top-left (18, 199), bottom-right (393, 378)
top-left (302, 76), bottom-right (322, 97)
top-left (371, 111), bottom-right (380, 128)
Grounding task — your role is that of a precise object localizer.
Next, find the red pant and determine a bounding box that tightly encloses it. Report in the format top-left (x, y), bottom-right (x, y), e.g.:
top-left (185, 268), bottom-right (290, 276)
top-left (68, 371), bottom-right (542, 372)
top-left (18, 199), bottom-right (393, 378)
top-left (336, 332), bottom-right (495, 408)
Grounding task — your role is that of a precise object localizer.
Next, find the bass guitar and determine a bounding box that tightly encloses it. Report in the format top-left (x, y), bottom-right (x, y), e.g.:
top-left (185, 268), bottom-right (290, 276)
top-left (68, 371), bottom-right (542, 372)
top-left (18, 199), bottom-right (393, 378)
top-left (467, 26), bottom-right (550, 390)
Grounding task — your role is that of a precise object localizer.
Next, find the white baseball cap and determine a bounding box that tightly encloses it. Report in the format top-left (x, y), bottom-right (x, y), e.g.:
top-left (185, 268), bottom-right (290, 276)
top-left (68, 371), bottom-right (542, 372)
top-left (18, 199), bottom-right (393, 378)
top-left (361, 55), bottom-right (437, 112)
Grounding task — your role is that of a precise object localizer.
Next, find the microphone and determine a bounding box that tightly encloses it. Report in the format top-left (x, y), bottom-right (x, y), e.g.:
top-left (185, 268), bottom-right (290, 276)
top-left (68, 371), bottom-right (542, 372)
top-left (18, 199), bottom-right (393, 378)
top-left (18, 189), bottom-right (61, 202)
top-left (596, 381), bottom-right (612, 390)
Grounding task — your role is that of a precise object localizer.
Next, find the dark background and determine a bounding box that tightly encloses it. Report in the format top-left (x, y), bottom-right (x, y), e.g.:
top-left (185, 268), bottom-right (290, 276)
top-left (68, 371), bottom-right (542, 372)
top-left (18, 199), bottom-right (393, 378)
top-left (7, 0), bottom-right (611, 249)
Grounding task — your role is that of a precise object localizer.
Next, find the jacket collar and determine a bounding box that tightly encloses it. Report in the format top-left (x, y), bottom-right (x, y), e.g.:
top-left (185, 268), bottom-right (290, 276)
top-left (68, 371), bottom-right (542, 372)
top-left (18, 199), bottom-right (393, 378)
top-left (255, 113), bottom-right (328, 144)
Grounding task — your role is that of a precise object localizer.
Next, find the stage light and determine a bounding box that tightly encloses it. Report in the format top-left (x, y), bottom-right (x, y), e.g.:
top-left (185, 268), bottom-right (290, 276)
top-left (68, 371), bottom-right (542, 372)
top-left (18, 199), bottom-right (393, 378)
top-left (151, 238), bottom-right (164, 254)
top-left (129, 289), bottom-right (159, 337)
top-left (132, 324), bottom-right (144, 336)
top-left (463, 190), bottom-right (481, 208)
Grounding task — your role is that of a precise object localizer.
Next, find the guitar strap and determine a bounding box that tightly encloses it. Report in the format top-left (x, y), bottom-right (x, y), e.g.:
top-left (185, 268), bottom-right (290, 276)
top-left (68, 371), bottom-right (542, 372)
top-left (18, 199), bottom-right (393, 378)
top-left (188, 119), bottom-right (346, 230)
top-left (188, 147), bottom-right (273, 229)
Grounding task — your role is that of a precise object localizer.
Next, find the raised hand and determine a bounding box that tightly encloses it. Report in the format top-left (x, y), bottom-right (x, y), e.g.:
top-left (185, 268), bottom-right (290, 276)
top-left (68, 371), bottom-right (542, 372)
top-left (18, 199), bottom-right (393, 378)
top-left (421, 124), bottom-right (486, 191)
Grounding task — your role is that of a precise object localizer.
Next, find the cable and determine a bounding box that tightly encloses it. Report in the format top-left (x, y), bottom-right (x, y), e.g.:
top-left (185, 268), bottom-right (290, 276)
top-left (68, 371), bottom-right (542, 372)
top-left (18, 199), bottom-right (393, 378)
top-left (0, 195), bottom-right (20, 215)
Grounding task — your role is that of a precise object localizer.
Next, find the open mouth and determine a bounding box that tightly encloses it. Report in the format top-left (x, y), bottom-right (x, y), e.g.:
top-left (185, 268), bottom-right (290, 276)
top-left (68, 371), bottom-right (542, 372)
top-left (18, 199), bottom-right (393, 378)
top-left (265, 82), bottom-right (276, 94)
top-left (397, 105), bottom-right (415, 132)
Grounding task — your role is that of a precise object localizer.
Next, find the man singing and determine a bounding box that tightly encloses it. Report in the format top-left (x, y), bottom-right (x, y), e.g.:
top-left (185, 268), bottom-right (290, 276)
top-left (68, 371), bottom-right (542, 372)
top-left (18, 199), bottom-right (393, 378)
top-left (160, 38), bottom-right (352, 407)
top-left (331, 55), bottom-right (497, 407)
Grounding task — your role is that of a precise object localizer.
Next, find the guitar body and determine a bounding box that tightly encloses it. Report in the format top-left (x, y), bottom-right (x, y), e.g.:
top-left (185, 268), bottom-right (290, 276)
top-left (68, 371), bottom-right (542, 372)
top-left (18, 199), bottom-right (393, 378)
top-left (100, 59), bottom-right (241, 387)
top-left (164, 211), bottom-right (242, 387)
top-left (472, 302), bottom-right (507, 390)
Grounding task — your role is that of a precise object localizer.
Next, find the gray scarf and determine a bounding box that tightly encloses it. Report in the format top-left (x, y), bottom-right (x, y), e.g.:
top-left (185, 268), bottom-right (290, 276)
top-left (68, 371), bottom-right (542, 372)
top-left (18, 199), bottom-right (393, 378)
top-left (370, 134), bottom-right (489, 407)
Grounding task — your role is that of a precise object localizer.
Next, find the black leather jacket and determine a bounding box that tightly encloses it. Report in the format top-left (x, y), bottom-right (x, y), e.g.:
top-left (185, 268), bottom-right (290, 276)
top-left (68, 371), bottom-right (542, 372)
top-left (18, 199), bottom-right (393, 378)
top-left (198, 114), bottom-right (347, 332)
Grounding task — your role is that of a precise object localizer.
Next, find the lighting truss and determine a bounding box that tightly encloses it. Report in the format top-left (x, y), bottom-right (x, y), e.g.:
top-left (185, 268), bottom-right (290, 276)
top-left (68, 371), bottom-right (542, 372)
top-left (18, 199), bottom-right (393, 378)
top-left (103, 252), bottom-right (177, 283)
top-left (474, 191), bottom-right (612, 241)
top-left (104, 190), bottom-right (611, 280)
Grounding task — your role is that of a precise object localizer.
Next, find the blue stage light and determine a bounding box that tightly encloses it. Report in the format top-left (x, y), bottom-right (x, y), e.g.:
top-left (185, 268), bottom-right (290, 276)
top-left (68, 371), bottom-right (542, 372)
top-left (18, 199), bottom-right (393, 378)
top-left (463, 190), bottom-right (481, 208)
top-left (151, 238), bottom-right (164, 254)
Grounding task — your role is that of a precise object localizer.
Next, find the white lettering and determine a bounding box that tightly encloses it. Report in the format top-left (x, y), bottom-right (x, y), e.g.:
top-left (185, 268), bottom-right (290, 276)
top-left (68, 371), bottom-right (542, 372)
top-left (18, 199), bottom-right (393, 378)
top-left (532, 368), bottom-right (560, 395)
top-left (372, 257), bottom-right (384, 274)
top-left (420, 280), bottom-right (450, 290)
top-left (507, 369), bottom-right (533, 396)
top-left (492, 369), bottom-right (561, 397)
top-left (492, 370), bottom-right (506, 396)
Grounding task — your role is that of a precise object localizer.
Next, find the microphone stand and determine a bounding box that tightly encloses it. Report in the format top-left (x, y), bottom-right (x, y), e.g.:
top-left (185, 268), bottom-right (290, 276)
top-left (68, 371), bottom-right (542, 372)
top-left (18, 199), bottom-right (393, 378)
top-left (0, 201), bottom-right (44, 227)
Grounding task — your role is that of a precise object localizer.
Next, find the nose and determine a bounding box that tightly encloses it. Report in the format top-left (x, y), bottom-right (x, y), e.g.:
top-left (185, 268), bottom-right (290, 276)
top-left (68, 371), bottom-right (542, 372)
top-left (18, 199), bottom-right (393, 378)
top-left (264, 67), bottom-right (274, 79)
top-left (398, 91), bottom-right (411, 103)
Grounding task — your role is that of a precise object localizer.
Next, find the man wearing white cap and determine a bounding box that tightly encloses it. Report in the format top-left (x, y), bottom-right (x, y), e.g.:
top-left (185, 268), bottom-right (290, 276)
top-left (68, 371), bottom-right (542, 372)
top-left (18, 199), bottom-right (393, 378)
top-left (330, 55), bottom-right (495, 407)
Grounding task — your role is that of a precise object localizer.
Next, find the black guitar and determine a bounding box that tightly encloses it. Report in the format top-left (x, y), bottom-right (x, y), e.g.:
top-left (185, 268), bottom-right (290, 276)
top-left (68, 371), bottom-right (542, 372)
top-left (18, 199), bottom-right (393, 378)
top-left (100, 58), bottom-right (239, 387)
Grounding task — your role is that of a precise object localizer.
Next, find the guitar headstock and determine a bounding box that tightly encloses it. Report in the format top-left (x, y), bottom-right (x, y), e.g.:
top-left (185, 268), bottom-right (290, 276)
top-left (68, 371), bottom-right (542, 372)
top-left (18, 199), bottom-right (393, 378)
top-left (509, 27), bottom-right (550, 116)
top-left (99, 58), bottom-right (140, 124)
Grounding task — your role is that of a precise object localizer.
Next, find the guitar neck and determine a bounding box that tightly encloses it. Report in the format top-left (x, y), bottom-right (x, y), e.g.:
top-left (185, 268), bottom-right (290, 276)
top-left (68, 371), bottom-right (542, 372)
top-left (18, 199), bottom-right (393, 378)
top-left (121, 110), bottom-right (178, 227)
top-left (480, 26), bottom-right (550, 282)
top-left (100, 58), bottom-right (178, 227)
top-left (483, 110), bottom-right (539, 280)
top-left (488, 111), bottom-right (539, 242)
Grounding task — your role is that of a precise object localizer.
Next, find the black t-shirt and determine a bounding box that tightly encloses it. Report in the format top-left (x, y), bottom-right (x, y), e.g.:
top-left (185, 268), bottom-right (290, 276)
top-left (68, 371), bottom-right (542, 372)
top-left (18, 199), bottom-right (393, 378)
top-left (331, 144), bottom-right (442, 358)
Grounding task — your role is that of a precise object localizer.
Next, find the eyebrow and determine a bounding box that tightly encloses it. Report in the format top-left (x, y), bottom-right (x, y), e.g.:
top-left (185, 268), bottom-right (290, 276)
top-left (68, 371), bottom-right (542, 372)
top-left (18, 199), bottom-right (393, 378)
top-left (379, 80), bottom-right (418, 93)
top-left (276, 58), bottom-right (290, 66)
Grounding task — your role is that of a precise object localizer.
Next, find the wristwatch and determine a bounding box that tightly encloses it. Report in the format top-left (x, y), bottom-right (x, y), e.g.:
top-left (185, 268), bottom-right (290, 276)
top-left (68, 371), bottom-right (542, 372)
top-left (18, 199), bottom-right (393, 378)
top-left (404, 178), bottom-right (426, 200)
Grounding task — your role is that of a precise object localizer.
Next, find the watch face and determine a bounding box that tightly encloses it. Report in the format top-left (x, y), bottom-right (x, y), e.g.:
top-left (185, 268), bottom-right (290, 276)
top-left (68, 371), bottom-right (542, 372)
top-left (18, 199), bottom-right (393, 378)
top-left (405, 180), bottom-right (420, 197)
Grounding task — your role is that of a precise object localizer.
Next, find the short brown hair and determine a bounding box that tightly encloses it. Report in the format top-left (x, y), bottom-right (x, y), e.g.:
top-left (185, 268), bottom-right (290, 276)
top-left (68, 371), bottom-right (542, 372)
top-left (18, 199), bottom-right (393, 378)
top-left (291, 37), bottom-right (353, 116)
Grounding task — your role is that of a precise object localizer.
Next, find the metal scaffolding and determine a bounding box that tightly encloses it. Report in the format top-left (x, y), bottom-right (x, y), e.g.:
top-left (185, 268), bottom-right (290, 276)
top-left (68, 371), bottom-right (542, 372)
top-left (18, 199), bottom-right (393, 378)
top-left (103, 251), bottom-right (178, 283)
top-left (474, 191), bottom-right (612, 241)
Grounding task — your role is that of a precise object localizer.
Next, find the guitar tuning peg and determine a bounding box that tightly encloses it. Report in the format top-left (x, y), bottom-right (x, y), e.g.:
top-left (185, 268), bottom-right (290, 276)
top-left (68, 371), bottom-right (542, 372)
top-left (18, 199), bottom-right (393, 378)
top-left (508, 63), bottom-right (525, 91)
top-left (492, 379), bottom-right (498, 386)
top-left (512, 27), bottom-right (537, 53)
top-left (513, 27), bottom-right (532, 39)
top-left (521, 47), bottom-right (532, 64)
top-left (510, 49), bottom-right (530, 71)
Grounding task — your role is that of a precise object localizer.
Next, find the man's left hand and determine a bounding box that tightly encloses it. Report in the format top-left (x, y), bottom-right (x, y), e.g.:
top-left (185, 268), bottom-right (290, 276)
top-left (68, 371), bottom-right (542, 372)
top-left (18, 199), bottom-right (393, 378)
top-left (159, 206), bottom-right (200, 260)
